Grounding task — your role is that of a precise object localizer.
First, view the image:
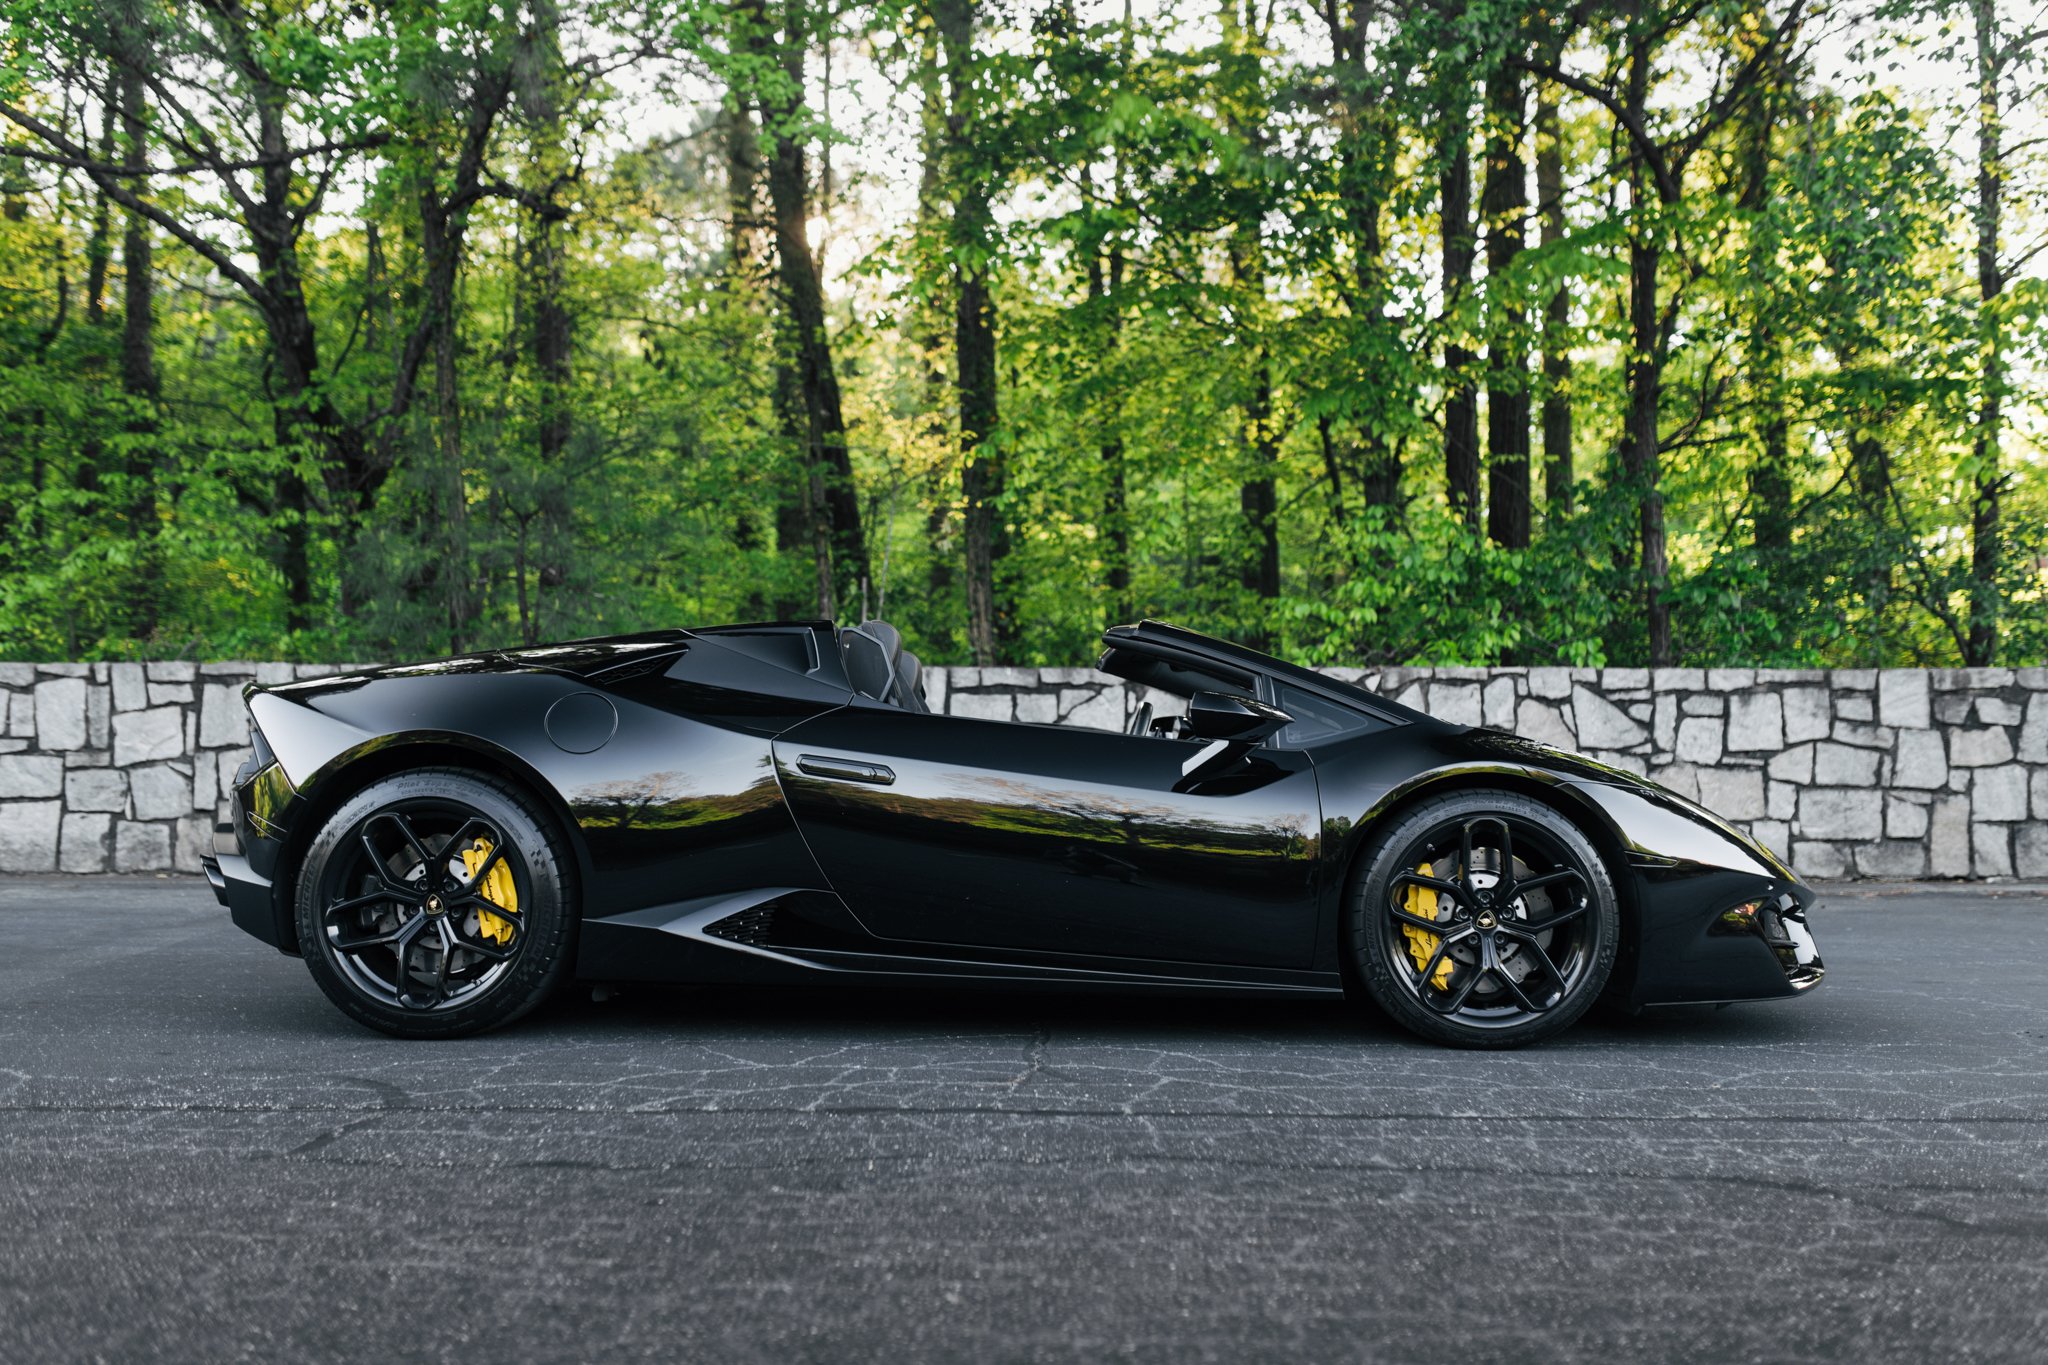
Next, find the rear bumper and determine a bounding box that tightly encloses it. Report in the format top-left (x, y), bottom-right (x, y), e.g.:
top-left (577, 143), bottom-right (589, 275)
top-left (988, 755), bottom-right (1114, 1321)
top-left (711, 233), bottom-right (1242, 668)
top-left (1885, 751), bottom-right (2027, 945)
top-left (203, 847), bottom-right (290, 952)
top-left (212, 744), bottom-right (300, 954)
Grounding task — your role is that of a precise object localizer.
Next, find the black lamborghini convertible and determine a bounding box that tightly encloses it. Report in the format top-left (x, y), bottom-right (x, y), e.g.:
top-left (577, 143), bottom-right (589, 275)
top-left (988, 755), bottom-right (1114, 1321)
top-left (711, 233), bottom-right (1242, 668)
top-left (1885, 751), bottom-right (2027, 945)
top-left (206, 619), bottom-right (1823, 1048)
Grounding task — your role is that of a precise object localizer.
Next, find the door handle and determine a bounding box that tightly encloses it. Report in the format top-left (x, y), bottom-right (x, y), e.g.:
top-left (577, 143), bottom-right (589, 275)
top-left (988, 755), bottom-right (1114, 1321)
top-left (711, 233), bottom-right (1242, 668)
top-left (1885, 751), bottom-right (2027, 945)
top-left (796, 754), bottom-right (896, 785)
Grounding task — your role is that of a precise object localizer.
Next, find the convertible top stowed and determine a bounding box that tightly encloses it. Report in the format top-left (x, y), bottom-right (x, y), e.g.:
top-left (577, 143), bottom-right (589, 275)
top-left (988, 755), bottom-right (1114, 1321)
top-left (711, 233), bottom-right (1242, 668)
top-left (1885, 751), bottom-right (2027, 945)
top-left (206, 618), bottom-right (1821, 1047)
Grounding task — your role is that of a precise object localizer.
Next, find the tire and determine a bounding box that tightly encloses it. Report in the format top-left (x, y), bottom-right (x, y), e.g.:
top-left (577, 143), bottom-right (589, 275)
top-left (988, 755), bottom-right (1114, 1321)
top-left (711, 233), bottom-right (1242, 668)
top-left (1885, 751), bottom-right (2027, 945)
top-left (293, 768), bottom-right (578, 1039)
top-left (1346, 789), bottom-right (1618, 1050)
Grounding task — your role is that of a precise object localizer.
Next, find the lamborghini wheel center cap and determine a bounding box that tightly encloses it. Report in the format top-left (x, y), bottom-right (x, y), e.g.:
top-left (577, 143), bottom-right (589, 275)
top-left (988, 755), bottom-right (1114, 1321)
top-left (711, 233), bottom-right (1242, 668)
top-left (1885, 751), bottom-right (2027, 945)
top-left (1475, 909), bottom-right (1498, 930)
top-left (425, 894), bottom-right (446, 916)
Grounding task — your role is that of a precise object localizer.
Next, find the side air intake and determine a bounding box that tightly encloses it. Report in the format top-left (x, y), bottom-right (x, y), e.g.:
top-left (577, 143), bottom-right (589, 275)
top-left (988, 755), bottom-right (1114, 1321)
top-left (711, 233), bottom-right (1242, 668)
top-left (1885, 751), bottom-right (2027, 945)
top-left (704, 902), bottom-right (780, 948)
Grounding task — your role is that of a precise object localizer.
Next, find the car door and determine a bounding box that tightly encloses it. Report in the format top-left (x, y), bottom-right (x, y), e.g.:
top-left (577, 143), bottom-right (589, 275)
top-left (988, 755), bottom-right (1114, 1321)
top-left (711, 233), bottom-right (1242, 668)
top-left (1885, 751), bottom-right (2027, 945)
top-left (771, 700), bottom-right (1323, 969)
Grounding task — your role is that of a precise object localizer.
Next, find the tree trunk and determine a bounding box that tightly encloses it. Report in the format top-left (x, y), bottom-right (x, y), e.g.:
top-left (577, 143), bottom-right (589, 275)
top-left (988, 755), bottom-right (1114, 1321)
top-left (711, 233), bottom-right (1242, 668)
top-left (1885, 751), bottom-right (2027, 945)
top-left (117, 59), bottom-right (160, 642)
top-left (1743, 59), bottom-right (1791, 553)
top-left (1440, 60), bottom-right (1480, 527)
top-left (1623, 35), bottom-right (1673, 666)
top-left (726, 99), bottom-right (774, 623)
top-left (409, 169), bottom-right (476, 650)
top-left (770, 359), bottom-right (815, 620)
top-left (1483, 54), bottom-right (1530, 548)
top-left (243, 59), bottom-right (378, 631)
top-left (956, 255), bottom-right (1003, 661)
top-left (84, 92), bottom-right (115, 324)
top-left (1625, 237), bottom-right (1671, 665)
top-left (1535, 88), bottom-right (1572, 517)
top-left (1104, 0), bottom-right (1135, 623)
top-left (1752, 411), bottom-right (1791, 551)
top-left (430, 245), bottom-right (470, 650)
top-left (726, 95), bottom-right (761, 284)
top-left (1352, 179), bottom-right (1401, 511)
top-left (364, 221), bottom-right (390, 361)
top-left (1316, 0), bottom-right (1400, 520)
top-left (912, 43), bottom-right (956, 651)
top-left (729, 69), bottom-right (806, 621)
top-left (936, 0), bottom-right (1006, 663)
top-left (74, 87), bottom-right (118, 504)
top-left (1966, 0), bottom-right (2002, 666)
top-left (527, 0), bottom-right (574, 631)
top-left (1239, 359), bottom-right (1281, 649)
top-left (529, 215), bottom-right (572, 616)
top-left (756, 0), bottom-right (867, 619)
top-left (1087, 223), bottom-right (1131, 627)
top-left (1220, 1), bottom-right (1280, 646)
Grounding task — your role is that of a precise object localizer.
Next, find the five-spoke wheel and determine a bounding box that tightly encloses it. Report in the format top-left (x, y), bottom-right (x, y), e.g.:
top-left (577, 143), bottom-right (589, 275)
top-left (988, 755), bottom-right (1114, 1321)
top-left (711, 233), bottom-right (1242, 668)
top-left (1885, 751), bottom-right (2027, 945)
top-left (294, 769), bottom-right (576, 1038)
top-left (1349, 790), bottom-right (1617, 1048)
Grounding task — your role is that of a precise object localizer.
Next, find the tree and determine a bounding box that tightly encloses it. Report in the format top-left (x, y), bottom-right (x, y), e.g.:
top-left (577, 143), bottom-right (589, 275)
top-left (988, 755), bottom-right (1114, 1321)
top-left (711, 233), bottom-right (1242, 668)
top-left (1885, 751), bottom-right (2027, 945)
top-left (1221, 0), bottom-right (1281, 648)
top-left (1535, 82), bottom-right (1573, 518)
top-left (1517, 0), bottom-right (1806, 664)
top-left (1482, 20), bottom-right (1530, 549)
top-left (1742, 17), bottom-right (1793, 555)
top-left (1956, 0), bottom-right (2047, 664)
top-left (0, 0), bottom-right (2038, 669)
top-left (115, 37), bottom-right (160, 640)
top-left (1439, 4), bottom-right (1481, 528)
top-left (933, 0), bottom-right (1007, 662)
top-left (518, 0), bottom-right (578, 640)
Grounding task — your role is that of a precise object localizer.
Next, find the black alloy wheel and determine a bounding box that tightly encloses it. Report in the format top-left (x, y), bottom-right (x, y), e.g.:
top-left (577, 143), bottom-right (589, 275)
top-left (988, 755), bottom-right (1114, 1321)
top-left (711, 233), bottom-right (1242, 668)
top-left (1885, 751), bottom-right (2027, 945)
top-left (1349, 790), bottom-right (1618, 1049)
top-left (294, 768), bottom-right (577, 1039)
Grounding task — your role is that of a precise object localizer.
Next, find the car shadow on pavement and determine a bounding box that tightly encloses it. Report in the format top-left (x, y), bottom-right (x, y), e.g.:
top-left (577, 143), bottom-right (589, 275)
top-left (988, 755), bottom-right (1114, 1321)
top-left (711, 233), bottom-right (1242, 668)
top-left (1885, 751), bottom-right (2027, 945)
top-left (498, 979), bottom-right (1816, 1051)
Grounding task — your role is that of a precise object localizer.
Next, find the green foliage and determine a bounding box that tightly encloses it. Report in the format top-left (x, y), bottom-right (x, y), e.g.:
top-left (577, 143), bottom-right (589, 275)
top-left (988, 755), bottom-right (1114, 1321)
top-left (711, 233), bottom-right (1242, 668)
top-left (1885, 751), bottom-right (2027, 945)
top-left (0, 0), bottom-right (2041, 667)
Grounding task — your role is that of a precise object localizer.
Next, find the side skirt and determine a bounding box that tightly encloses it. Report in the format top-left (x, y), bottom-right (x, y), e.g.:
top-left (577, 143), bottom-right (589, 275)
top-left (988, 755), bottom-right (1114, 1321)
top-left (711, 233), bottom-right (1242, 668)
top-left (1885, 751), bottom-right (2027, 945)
top-left (575, 888), bottom-right (1346, 998)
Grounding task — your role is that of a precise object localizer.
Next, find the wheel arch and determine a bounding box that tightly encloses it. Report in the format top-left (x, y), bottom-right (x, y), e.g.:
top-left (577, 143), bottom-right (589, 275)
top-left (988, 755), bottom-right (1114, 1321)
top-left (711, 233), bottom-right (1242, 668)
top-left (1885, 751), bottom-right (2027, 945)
top-left (1333, 765), bottom-right (1640, 989)
top-left (269, 734), bottom-right (590, 954)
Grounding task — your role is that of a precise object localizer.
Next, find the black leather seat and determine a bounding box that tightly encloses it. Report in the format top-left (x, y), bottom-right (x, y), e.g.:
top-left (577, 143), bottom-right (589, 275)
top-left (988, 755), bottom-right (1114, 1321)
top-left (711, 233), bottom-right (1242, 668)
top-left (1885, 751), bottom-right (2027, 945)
top-left (839, 619), bottom-right (929, 713)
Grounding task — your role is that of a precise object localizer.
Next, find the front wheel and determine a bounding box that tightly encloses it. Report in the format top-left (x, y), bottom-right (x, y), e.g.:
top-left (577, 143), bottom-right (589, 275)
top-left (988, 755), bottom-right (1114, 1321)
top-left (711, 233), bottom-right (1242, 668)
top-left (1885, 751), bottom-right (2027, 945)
top-left (1347, 790), bottom-right (1618, 1049)
top-left (293, 768), bottom-right (577, 1039)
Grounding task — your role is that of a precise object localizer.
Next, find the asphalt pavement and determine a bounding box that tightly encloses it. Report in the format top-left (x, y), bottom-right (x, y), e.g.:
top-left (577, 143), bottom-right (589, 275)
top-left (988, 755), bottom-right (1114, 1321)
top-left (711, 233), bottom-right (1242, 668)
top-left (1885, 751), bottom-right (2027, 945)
top-left (1, 876), bottom-right (2045, 1363)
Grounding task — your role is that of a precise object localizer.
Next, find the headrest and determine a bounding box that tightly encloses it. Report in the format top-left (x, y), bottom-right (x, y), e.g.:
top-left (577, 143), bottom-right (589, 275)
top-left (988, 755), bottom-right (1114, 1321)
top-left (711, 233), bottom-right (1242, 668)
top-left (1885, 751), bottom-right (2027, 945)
top-left (895, 650), bottom-right (929, 713)
top-left (858, 619), bottom-right (902, 655)
top-left (840, 620), bottom-right (902, 702)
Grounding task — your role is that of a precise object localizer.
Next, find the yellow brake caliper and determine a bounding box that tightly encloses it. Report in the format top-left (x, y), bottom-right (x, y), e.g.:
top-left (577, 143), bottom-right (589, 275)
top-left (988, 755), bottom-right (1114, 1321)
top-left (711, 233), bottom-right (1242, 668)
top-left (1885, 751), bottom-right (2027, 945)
top-left (1401, 861), bottom-right (1454, 989)
top-left (461, 840), bottom-right (518, 945)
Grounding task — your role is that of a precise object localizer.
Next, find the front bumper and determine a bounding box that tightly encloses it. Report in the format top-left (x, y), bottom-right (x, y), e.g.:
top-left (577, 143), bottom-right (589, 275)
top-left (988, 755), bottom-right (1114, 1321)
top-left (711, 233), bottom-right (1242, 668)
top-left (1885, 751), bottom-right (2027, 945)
top-left (1625, 865), bottom-right (1824, 1007)
top-left (1727, 889), bottom-right (1825, 991)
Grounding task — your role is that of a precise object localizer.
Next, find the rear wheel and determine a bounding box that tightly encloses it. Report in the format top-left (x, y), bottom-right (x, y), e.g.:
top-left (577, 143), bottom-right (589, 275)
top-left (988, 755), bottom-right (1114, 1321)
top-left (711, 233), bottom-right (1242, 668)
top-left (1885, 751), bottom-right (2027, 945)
top-left (293, 768), bottom-right (577, 1039)
top-left (1348, 790), bottom-right (1617, 1049)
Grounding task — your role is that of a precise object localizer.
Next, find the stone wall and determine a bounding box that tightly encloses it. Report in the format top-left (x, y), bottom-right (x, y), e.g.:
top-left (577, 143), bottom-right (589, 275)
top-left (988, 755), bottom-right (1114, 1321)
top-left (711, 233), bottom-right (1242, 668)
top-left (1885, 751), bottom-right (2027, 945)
top-left (1, 660), bottom-right (2042, 879)
top-left (0, 662), bottom-right (353, 875)
top-left (927, 664), bottom-right (2048, 880)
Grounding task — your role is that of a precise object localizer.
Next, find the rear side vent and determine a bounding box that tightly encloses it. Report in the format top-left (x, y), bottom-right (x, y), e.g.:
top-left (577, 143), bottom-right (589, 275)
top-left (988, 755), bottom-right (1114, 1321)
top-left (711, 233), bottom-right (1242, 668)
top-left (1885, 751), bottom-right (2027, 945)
top-left (588, 648), bottom-right (685, 684)
top-left (705, 903), bottom-right (780, 948)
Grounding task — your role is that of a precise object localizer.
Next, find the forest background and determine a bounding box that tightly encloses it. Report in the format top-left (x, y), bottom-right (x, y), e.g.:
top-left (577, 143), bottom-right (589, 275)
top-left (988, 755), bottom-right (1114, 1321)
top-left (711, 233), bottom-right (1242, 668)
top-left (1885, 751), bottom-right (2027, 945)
top-left (1, 0), bottom-right (2044, 669)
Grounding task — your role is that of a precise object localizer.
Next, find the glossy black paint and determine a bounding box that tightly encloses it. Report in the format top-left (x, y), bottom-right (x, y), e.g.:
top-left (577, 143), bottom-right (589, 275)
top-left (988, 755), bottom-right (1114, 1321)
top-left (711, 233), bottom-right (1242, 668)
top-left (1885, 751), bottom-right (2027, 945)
top-left (773, 701), bottom-right (1322, 967)
top-left (208, 618), bottom-right (1822, 1012)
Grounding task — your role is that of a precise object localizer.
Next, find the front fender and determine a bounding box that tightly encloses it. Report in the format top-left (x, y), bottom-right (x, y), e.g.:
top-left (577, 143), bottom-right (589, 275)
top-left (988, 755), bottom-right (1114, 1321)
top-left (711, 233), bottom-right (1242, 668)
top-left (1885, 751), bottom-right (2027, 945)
top-left (1311, 731), bottom-right (1813, 1008)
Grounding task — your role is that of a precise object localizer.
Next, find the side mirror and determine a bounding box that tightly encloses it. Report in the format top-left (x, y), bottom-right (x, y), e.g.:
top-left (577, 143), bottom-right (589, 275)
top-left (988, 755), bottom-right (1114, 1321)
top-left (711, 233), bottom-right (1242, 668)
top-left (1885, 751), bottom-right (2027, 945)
top-left (1177, 692), bottom-right (1292, 789)
top-left (1185, 691), bottom-right (1291, 745)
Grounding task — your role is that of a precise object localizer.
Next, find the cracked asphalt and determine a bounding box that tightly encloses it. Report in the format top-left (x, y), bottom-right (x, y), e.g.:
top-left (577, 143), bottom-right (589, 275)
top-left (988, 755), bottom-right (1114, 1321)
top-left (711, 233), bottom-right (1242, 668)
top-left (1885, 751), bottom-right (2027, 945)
top-left (1, 878), bottom-right (2045, 1363)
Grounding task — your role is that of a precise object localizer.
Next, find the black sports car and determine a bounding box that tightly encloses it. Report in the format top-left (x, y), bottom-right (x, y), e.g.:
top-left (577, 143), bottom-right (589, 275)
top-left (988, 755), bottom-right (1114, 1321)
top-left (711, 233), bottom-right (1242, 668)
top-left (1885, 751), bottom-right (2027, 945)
top-left (206, 619), bottom-right (1823, 1048)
